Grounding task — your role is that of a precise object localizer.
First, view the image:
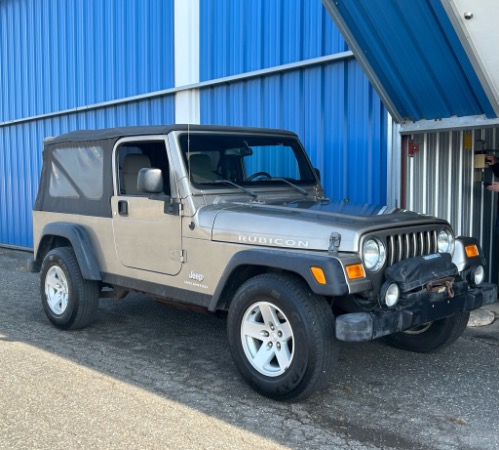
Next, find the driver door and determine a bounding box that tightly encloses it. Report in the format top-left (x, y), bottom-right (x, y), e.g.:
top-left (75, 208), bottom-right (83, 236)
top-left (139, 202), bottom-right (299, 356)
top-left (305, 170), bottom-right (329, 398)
top-left (111, 138), bottom-right (182, 276)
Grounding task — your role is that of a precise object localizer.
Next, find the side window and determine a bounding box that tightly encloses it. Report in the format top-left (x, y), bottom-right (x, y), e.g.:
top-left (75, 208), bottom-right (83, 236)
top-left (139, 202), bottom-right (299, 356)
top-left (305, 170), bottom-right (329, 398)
top-left (50, 145), bottom-right (104, 199)
top-left (116, 141), bottom-right (170, 196)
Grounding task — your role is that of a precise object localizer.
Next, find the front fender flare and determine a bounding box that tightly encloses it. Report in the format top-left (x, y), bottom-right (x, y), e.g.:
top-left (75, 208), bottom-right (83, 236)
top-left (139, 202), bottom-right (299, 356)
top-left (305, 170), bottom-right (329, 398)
top-left (208, 249), bottom-right (349, 311)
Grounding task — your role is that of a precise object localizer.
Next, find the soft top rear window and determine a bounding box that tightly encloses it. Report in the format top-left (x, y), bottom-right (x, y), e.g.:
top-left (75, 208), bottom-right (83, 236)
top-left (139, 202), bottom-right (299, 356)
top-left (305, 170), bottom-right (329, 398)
top-left (49, 145), bottom-right (104, 199)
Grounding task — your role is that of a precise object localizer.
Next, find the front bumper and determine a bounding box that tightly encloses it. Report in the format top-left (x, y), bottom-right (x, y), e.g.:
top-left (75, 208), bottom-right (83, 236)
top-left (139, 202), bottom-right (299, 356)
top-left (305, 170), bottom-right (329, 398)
top-left (335, 282), bottom-right (497, 342)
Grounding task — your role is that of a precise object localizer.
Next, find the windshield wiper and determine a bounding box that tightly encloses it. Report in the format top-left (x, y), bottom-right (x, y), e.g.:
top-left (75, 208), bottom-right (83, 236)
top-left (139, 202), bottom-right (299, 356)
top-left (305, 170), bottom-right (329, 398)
top-left (214, 179), bottom-right (258, 198)
top-left (272, 178), bottom-right (308, 196)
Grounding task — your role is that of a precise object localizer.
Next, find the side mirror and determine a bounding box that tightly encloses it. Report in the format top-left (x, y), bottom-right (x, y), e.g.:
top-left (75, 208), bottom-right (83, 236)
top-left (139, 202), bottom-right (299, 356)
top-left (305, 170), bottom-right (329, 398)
top-left (137, 168), bottom-right (164, 194)
top-left (314, 167), bottom-right (321, 181)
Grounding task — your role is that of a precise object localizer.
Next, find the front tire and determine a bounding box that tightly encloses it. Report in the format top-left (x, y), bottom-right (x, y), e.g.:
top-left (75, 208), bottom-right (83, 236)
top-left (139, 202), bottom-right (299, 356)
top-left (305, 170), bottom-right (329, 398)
top-left (227, 273), bottom-right (337, 401)
top-left (383, 312), bottom-right (470, 353)
top-left (40, 247), bottom-right (99, 330)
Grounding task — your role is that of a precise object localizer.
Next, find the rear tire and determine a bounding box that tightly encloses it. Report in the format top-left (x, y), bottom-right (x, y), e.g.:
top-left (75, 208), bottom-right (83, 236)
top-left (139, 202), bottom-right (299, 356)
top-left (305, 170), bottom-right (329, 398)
top-left (40, 247), bottom-right (99, 330)
top-left (227, 273), bottom-right (337, 401)
top-left (383, 312), bottom-right (470, 353)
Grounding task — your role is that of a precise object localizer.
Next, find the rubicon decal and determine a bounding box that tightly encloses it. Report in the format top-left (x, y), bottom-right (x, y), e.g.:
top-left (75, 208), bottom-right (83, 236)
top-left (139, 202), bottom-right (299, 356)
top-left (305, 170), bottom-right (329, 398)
top-left (238, 234), bottom-right (309, 248)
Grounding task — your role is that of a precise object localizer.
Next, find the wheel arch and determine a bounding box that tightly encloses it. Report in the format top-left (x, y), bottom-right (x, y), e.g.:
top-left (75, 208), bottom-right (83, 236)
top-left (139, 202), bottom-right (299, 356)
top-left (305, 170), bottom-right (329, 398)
top-left (208, 249), bottom-right (348, 312)
top-left (35, 222), bottom-right (101, 281)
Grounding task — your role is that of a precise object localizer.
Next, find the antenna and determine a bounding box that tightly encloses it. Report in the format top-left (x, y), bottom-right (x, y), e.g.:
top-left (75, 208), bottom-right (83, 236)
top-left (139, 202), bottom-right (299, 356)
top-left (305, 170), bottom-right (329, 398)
top-left (187, 121), bottom-right (191, 183)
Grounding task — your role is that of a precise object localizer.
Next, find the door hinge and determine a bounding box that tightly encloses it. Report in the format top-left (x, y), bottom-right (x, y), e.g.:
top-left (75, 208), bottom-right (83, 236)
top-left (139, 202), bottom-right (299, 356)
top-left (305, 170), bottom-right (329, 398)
top-left (170, 249), bottom-right (186, 263)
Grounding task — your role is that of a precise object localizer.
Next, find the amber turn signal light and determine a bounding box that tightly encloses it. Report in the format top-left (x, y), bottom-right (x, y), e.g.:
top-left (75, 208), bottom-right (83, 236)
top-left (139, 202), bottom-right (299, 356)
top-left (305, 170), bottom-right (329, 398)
top-left (465, 245), bottom-right (479, 258)
top-left (346, 264), bottom-right (365, 279)
top-left (310, 266), bottom-right (327, 285)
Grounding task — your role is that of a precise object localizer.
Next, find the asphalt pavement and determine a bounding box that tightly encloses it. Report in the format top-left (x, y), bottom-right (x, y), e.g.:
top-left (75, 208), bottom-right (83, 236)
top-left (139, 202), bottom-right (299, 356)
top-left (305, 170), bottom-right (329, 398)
top-left (1, 248), bottom-right (498, 450)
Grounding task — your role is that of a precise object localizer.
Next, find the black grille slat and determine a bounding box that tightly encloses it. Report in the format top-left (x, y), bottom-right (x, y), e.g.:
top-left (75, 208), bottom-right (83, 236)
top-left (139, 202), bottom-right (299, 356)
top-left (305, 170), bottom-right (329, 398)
top-left (386, 229), bottom-right (438, 267)
top-left (389, 235), bottom-right (395, 266)
top-left (397, 235), bottom-right (403, 263)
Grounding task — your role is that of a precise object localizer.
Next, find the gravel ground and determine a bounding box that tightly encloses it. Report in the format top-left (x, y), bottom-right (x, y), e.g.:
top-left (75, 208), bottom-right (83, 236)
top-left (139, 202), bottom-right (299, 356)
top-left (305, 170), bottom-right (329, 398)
top-left (1, 247), bottom-right (498, 450)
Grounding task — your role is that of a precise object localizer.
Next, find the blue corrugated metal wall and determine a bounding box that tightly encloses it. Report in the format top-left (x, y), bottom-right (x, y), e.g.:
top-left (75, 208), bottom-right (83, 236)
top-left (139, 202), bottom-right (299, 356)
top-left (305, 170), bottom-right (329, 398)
top-left (200, 0), bottom-right (387, 205)
top-left (0, 0), bottom-right (174, 122)
top-left (0, 0), bottom-right (175, 248)
top-left (0, 0), bottom-right (387, 248)
top-left (200, 63), bottom-right (387, 204)
top-left (199, 0), bottom-right (347, 79)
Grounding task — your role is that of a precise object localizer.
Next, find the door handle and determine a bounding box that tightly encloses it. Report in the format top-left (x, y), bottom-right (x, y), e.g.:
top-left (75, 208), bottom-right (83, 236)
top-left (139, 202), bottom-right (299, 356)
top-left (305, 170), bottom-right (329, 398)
top-left (118, 200), bottom-right (129, 216)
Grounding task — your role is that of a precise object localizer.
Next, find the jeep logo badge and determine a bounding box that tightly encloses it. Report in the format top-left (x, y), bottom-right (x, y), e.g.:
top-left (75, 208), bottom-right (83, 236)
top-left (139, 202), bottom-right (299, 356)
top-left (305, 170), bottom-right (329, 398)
top-left (188, 271), bottom-right (204, 282)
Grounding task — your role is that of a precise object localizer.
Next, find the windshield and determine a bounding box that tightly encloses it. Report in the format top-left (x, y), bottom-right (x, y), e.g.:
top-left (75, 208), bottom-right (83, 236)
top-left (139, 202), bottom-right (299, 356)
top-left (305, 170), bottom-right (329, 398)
top-left (178, 133), bottom-right (317, 188)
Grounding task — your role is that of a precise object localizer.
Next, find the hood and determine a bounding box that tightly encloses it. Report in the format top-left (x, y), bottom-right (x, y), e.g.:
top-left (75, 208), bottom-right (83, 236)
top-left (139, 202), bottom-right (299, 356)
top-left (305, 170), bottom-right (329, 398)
top-left (198, 198), bottom-right (448, 252)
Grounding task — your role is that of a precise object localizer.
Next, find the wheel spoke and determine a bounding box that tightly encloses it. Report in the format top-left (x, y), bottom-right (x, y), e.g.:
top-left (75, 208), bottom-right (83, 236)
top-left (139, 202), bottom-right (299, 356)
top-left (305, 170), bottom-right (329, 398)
top-left (242, 320), bottom-right (268, 340)
top-left (45, 272), bottom-right (61, 290)
top-left (259, 303), bottom-right (280, 328)
top-left (252, 344), bottom-right (275, 371)
top-left (278, 320), bottom-right (293, 340)
top-left (275, 343), bottom-right (292, 370)
top-left (47, 296), bottom-right (62, 311)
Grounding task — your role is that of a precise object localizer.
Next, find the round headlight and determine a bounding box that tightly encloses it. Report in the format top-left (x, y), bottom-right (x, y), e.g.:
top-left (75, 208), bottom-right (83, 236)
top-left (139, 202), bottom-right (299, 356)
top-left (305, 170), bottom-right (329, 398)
top-left (380, 282), bottom-right (400, 308)
top-left (362, 237), bottom-right (386, 272)
top-left (437, 229), bottom-right (455, 255)
top-left (470, 265), bottom-right (485, 286)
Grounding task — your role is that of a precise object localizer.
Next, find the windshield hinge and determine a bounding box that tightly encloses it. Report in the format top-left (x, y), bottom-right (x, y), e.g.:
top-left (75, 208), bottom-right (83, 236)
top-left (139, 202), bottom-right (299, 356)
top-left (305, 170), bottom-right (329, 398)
top-left (166, 199), bottom-right (183, 215)
top-left (329, 232), bottom-right (341, 253)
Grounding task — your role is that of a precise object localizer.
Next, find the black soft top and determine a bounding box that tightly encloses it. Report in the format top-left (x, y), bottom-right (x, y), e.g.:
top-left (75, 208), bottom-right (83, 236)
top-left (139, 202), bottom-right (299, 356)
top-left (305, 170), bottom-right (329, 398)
top-left (46, 124), bottom-right (298, 145)
top-left (36, 124), bottom-right (299, 218)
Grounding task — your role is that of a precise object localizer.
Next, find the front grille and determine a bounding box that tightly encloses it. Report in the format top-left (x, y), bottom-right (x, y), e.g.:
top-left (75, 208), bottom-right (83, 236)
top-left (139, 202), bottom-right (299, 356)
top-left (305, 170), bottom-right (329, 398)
top-left (386, 230), bottom-right (438, 266)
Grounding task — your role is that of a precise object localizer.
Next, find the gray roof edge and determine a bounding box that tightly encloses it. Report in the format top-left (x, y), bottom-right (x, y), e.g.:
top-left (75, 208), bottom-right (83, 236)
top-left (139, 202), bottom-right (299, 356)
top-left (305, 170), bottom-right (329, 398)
top-left (46, 124), bottom-right (299, 145)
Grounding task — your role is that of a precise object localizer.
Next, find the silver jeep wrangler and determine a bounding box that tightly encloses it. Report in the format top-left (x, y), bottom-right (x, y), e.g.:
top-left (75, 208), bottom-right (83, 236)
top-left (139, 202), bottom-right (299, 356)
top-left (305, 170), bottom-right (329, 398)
top-left (31, 125), bottom-right (497, 400)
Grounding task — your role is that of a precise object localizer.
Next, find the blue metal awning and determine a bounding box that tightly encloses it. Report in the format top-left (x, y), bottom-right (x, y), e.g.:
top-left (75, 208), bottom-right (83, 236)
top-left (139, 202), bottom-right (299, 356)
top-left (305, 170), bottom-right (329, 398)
top-left (322, 0), bottom-right (499, 130)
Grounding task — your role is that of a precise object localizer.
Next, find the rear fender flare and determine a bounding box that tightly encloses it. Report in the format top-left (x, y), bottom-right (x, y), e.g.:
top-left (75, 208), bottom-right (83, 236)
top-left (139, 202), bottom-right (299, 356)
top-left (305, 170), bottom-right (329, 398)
top-left (38, 222), bottom-right (101, 280)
